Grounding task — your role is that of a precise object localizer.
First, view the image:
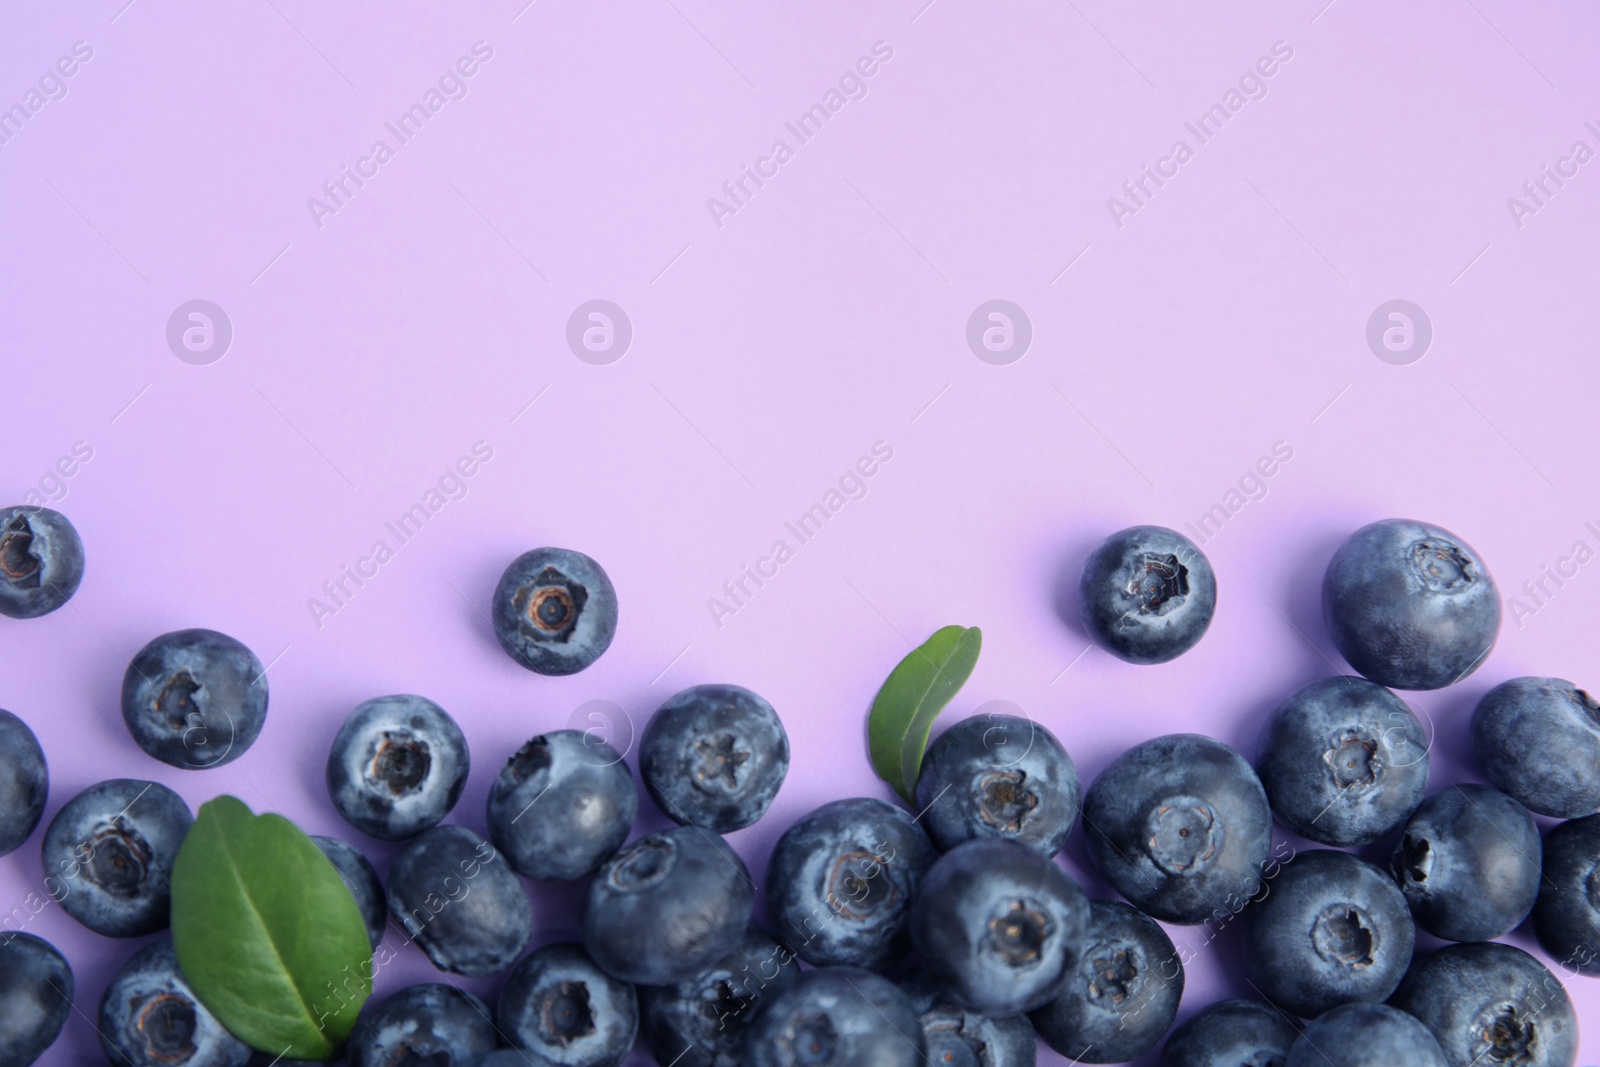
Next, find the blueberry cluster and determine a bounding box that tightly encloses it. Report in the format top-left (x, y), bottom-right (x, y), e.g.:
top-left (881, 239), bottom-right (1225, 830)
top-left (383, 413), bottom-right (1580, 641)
top-left (3, 515), bottom-right (1599, 1067)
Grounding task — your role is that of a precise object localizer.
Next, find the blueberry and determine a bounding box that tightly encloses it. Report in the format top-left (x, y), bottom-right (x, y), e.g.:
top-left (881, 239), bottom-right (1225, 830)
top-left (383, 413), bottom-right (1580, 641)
top-left (1242, 849), bottom-right (1412, 1018)
top-left (1030, 899), bottom-right (1183, 1063)
top-left (1389, 942), bottom-right (1577, 1067)
top-left (743, 967), bottom-right (926, 1067)
top-left (584, 826), bottom-right (753, 985)
top-left (488, 730), bottom-right (637, 881)
top-left (1471, 676), bottom-right (1600, 818)
top-left (121, 629), bottom-right (268, 770)
top-left (348, 983), bottom-right (499, 1067)
top-left (0, 932), bottom-right (72, 1066)
top-left (899, 974), bottom-right (1036, 1067)
top-left (1158, 999), bottom-right (1300, 1067)
top-left (41, 778), bottom-right (193, 937)
top-left (1283, 1003), bottom-right (1447, 1067)
top-left (326, 694), bottom-right (469, 840)
top-left (1322, 519), bottom-right (1500, 690)
top-left (1390, 784), bottom-right (1540, 942)
top-left (1079, 525), bottom-right (1217, 664)
top-left (499, 942), bottom-right (637, 1067)
top-left (310, 834), bottom-right (386, 950)
top-left (1255, 676), bottom-right (1429, 847)
top-left (910, 838), bottom-right (1089, 1016)
top-left (387, 824), bottom-right (531, 977)
top-left (1082, 733), bottom-right (1273, 924)
top-left (1533, 813), bottom-right (1600, 976)
top-left (492, 547), bottom-right (618, 675)
top-left (0, 709), bottom-right (47, 857)
top-left (99, 939), bottom-right (252, 1067)
top-left (639, 926), bottom-right (799, 1067)
top-left (914, 712), bottom-right (1080, 857)
top-left (0, 505), bottom-right (84, 619)
top-left (641, 684), bottom-right (789, 833)
top-left (765, 797), bottom-right (936, 971)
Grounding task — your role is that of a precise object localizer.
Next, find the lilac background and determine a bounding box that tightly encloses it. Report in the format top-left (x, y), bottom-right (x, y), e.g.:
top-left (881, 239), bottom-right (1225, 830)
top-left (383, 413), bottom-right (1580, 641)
top-left (4, 0), bottom-right (1600, 1062)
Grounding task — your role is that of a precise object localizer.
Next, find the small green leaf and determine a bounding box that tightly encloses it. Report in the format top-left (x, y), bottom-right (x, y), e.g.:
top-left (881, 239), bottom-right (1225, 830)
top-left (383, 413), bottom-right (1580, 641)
top-left (171, 796), bottom-right (372, 1060)
top-left (868, 625), bottom-right (983, 804)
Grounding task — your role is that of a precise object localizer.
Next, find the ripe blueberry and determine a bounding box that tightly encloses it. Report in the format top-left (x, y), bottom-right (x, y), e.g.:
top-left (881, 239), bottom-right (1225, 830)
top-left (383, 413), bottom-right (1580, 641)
top-left (1532, 813), bottom-right (1600, 977)
top-left (743, 967), bottom-right (926, 1067)
top-left (498, 942), bottom-right (638, 1067)
top-left (347, 984), bottom-right (498, 1067)
top-left (914, 711), bottom-right (1080, 857)
top-left (639, 926), bottom-right (799, 1067)
top-left (1284, 1003), bottom-right (1447, 1067)
top-left (310, 834), bottom-right (386, 950)
top-left (41, 778), bottom-right (193, 938)
top-left (1159, 999), bottom-right (1300, 1067)
top-left (1321, 518), bottom-right (1500, 690)
top-left (122, 628), bottom-right (268, 770)
top-left (492, 547), bottom-right (617, 675)
top-left (488, 729), bottom-right (636, 882)
top-left (99, 939), bottom-right (251, 1067)
top-left (1079, 525), bottom-right (1217, 664)
top-left (326, 694), bottom-right (469, 840)
top-left (387, 824), bottom-right (531, 977)
top-left (899, 973), bottom-right (1036, 1067)
top-left (641, 683), bottom-right (789, 833)
top-left (0, 505), bottom-right (84, 619)
top-left (0, 709), bottom-right (47, 857)
top-left (0, 932), bottom-right (72, 1066)
top-left (1390, 942), bottom-right (1578, 1067)
top-left (1470, 676), bottom-right (1600, 818)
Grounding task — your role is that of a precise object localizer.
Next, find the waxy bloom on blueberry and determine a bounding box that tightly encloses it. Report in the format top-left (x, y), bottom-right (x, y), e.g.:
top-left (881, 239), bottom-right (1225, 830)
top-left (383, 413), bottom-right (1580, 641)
top-left (492, 547), bottom-right (618, 675)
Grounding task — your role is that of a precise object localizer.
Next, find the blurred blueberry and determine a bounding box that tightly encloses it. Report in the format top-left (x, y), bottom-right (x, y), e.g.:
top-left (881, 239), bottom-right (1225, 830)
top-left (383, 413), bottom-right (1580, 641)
top-left (0, 505), bottom-right (84, 619)
top-left (765, 797), bottom-right (936, 972)
top-left (310, 834), bottom-right (386, 950)
top-left (900, 973), bottom-right (1036, 1067)
top-left (122, 628), bottom-right (268, 770)
top-left (1082, 733), bottom-right (1273, 925)
top-left (1471, 676), bottom-right (1600, 818)
top-left (1031, 899), bottom-right (1183, 1063)
top-left (0, 709), bottom-right (47, 857)
top-left (1256, 676), bottom-right (1429, 847)
top-left (0, 932), bottom-right (72, 1066)
top-left (41, 778), bottom-right (193, 937)
top-left (1390, 942), bottom-right (1577, 1067)
top-left (487, 729), bottom-right (636, 882)
top-left (326, 694), bottom-right (469, 840)
top-left (911, 839), bottom-right (1089, 1016)
top-left (1284, 1004), bottom-right (1447, 1067)
top-left (347, 984), bottom-right (498, 1067)
top-left (639, 927), bottom-right (799, 1067)
top-left (1533, 813), bottom-right (1600, 976)
top-left (742, 967), bottom-right (926, 1067)
top-left (1322, 518), bottom-right (1500, 690)
top-left (585, 826), bottom-right (753, 985)
top-left (99, 939), bottom-right (251, 1067)
top-left (499, 942), bottom-right (637, 1067)
top-left (492, 547), bottom-right (618, 675)
top-left (1390, 784), bottom-right (1540, 942)
top-left (1079, 525), bottom-right (1216, 664)
top-left (1242, 850), bottom-right (1412, 1018)
top-left (914, 711), bottom-right (1079, 857)
top-left (388, 824), bottom-right (531, 977)
top-left (1159, 999), bottom-right (1300, 1067)
top-left (641, 684), bottom-right (789, 833)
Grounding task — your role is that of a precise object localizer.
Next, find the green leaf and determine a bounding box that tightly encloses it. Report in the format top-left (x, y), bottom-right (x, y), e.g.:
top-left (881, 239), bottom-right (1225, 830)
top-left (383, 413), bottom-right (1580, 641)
top-left (868, 625), bottom-right (983, 804)
top-left (171, 796), bottom-right (373, 1060)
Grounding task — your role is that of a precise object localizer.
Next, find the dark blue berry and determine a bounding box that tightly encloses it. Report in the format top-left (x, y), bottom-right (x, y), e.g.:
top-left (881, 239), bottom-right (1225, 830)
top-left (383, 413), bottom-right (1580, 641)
top-left (1284, 1003), bottom-right (1447, 1067)
top-left (41, 778), bottom-right (193, 937)
top-left (1471, 676), bottom-right (1600, 818)
top-left (765, 797), bottom-right (936, 971)
top-left (1079, 525), bottom-right (1217, 664)
top-left (743, 967), bottom-right (926, 1067)
top-left (1031, 899), bottom-right (1183, 1063)
top-left (900, 974), bottom-right (1036, 1067)
top-left (326, 694), bottom-right (469, 840)
top-left (0, 505), bottom-right (84, 619)
top-left (639, 927), bottom-right (799, 1067)
top-left (492, 547), bottom-right (617, 675)
top-left (347, 984), bottom-right (498, 1067)
top-left (1321, 518), bottom-right (1500, 690)
top-left (914, 712), bottom-right (1079, 857)
top-left (1533, 813), bottom-right (1600, 976)
top-left (310, 834), bottom-right (386, 950)
top-left (910, 838), bottom-right (1089, 1016)
top-left (641, 684), bottom-right (789, 832)
top-left (499, 942), bottom-right (637, 1067)
top-left (122, 628), bottom-right (268, 770)
top-left (488, 730), bottom-right (636, 881)
top-left (585, 826), bottom-right (753, 985)
top-left (0, 932), bottom-right (72, 1066)
top-left (99, 939), bottom-right (251, 1067)
top-left (1389, 942), bottom-right (1577, 1067)
top-left (387, 824), bottom-right (531, 977)
top-left (1082, 733), bottom-right (1273, 924)
top-left (1390, 784), bottom-right (1540, 942)
top-left (0, 709), bottom-right (47, 857)
top-left (1159, 999), bottom-right (1299, 1067)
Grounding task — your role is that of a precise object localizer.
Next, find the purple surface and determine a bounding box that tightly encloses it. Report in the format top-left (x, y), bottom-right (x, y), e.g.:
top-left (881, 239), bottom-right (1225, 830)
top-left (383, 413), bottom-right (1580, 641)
top-left (4, 0), bottom-right (1600, 1062)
